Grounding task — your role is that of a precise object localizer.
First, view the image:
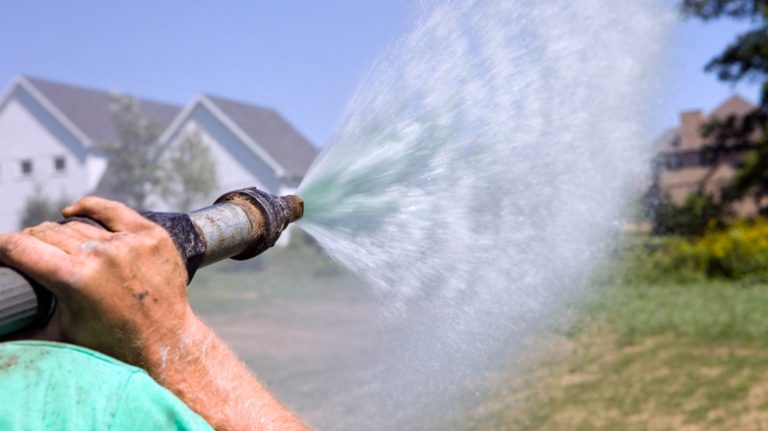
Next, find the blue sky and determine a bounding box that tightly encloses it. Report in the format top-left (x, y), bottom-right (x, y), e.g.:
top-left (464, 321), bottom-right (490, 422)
top-left (664, 16), bottom-right (761, 129)
top-left (0, 1), bottom-right (761, 146)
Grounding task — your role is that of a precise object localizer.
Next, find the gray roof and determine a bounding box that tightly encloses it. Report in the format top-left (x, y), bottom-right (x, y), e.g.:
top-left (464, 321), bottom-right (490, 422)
top-left (24, 75), bottom-right (180, 146)
top-left (18, 76), bottom-right (316, 178)
top-left (709, 94), bottom-right (755, 120)
top-left (204, 94), bottom-right (317, 178)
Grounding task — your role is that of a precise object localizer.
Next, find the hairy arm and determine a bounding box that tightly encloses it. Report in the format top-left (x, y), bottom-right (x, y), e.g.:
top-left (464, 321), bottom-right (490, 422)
top-left (0, 196), bottom-right (307, 431)
top-left (148, 318), bottom-right (306, 431)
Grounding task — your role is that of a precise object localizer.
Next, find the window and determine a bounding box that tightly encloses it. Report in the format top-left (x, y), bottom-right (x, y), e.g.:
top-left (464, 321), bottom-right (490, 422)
top-left (54, 156), bottom-right (66, 172)
top-left (683, 153), bottom-right (699, 166)
top-left (21, 159), bottom-right (33, 176)
top-left (665, 154), bottom-right (682, 170)
top-left (700, 149), bottom-right (717, 166)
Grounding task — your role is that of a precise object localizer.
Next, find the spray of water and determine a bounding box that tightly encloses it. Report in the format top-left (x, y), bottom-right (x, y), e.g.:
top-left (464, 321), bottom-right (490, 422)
top-left (297, 0), bottom-right (669, 428)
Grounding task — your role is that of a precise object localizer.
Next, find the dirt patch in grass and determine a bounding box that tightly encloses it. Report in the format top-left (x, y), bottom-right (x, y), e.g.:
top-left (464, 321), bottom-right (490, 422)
top-left (471, 325), bottom-right (768, 430)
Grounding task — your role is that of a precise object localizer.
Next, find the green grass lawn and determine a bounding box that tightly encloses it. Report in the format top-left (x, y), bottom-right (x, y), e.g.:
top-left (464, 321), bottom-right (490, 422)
top-left (185, 239), bottom-right (768, 430)
top-left (474, 280), bottom-right (768, 430)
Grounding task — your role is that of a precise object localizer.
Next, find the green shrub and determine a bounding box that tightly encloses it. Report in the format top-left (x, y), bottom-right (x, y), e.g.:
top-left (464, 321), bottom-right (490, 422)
top-left (616, 219), bottom-right (768, 283)
top-left (651, 194), bottom-right (725, 237)
top-left (610, 234), bottom-right (705, 284)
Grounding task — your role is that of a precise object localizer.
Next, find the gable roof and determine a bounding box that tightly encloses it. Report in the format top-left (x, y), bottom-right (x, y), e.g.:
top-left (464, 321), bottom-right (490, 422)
top-left (22, 75), bottom-right (180, 146)
top-left (709, 94), bottom-right (755, 120)
top-left (161, 94), bottom-right (317, 179)
top-left (203, 95), bottom-right (317, 178)
top-left (3, 75), bottom-right (316, 179)
top-left (655, 94), bottom-right (758, 152)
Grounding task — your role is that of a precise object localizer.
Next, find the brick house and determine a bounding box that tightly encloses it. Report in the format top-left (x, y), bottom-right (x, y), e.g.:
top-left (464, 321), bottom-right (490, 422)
top-left (652, 94), bottom-right (760, 217)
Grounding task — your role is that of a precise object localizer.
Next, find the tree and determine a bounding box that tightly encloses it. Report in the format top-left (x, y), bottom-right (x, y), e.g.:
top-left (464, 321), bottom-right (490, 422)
top-left (161, 129), bottom-right (218, 212)
top-left (96, 95), bottom-right (166, 209)
top-left (651, 193), bottom-right (726, 236)
top-left (682, 0), bottom-right (768, 213)
top-left (19, 191), bottom-right (70, 229)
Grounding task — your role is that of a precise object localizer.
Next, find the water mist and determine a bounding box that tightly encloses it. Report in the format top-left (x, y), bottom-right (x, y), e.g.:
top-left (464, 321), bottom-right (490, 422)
top-left (296, 0), bottom-right (670, 428)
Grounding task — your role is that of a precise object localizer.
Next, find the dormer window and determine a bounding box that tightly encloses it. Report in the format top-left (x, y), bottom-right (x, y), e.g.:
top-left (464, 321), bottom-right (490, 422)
top-left (54, 156), bottom-right (66, 172)
top-left (21, 160), bottom-right (33, 176)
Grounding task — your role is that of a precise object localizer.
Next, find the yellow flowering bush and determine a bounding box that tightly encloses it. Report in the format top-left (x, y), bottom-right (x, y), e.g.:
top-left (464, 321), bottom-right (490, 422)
top-left (691, 219), bottom-right (768, 279)
top-left (618, 220), bottom-right (768, 283)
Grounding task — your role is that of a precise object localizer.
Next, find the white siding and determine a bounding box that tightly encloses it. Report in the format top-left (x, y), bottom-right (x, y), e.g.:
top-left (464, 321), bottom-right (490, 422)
top-left (0, 86), bottom-right (90, 232)
top-left (162, 104), bottom-right (288, 209)
top-left (161, 103), bottom-right (297, 244)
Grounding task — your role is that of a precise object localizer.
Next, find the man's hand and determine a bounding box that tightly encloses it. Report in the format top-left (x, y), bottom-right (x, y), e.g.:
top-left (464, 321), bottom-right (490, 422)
top-left (0, 196), bottom-right (308, 431)
top-left (0, 196), bottom-right (192, 367)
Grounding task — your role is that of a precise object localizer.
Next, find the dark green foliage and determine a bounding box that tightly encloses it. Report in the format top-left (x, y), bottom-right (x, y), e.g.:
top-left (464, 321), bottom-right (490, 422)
top-left (681, 0), bottom-right (768, 21)
top-left (651, 194), bottom-right (725, 236)
top-left (18, 194), bottom-right (70, 229)
top-left (705, 25), bottom-right (768, 85)
top-left (728, 142), bottom-right (768, 212)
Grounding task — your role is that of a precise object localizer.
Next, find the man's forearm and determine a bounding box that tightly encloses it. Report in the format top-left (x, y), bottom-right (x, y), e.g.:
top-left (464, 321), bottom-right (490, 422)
top-left (0, 197), bottom-right (308, 429)
top-left (146, 315), bottom-right (308, 431)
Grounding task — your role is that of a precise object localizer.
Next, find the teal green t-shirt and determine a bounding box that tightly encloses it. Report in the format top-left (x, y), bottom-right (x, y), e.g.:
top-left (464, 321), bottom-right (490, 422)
top-left (0, 340), bottom-right (213, 430)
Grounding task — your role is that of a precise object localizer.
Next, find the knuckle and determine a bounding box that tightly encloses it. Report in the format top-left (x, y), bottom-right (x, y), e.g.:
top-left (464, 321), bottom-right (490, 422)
top-left (149, 225), bottom-right (169, 243)
top-left (78, 195), bottom-right (101, 207)
top-left (23, 222), bottom-right (50, 235)
top-left (24, 222), bottom-right (62, 239)
top-left (129, 213), bottom-right (155, 230)
top-left (104, 234), bottom-right (130, 255)
top-left (137, 232), bottom-right (161, 252)
top-left (135, 223), bottom-right (167, 245)
top-left (108, 201), bottom-right (130, 214)
top-left (100, 246), bottom-right (124, 265)
top-left (105, 234), bottom-right (132, 256)
top-left (79, 240), bottom-right (106, 256)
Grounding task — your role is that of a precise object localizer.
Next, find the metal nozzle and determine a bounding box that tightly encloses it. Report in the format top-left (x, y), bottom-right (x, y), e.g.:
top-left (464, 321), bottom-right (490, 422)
top-left (281, 195), bottom-right (304, 224)
top-left (202, 187), bottom-right (303, 261)
top-left (150, 187), bottom-right (305, 271)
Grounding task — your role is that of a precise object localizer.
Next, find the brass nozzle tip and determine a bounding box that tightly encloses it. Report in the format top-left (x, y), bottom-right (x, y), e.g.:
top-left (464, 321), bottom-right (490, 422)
top-left (281, 195), bottom-right (304, 223)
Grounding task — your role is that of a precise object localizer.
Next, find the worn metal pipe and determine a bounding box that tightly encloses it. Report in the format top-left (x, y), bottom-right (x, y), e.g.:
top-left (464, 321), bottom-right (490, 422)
top-left (189, 202), bottom-right (253, 267)
top-left (0, 187), bottom-right (304, 337)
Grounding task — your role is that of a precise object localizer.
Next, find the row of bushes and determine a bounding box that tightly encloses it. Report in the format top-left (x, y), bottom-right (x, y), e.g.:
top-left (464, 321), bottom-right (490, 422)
top-left (618, 219), bottom-right (768, 283)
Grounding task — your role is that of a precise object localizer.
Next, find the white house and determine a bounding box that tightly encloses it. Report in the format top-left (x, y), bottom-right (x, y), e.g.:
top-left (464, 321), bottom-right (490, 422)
top-left (159, 93), bottom-right (317, 208)
top-left (0, 75), bottom-right (317, 232)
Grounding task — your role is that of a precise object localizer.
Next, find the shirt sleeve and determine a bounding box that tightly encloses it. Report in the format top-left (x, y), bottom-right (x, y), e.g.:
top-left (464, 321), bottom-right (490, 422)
top-left (110, 371), bottom-right (214, 431)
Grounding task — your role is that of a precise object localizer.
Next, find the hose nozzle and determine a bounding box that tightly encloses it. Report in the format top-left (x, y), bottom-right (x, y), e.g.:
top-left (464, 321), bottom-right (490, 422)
top-left (281, 195), bottom-right (304, 224)
top-left (206, 187), bottom-right (304, 261)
